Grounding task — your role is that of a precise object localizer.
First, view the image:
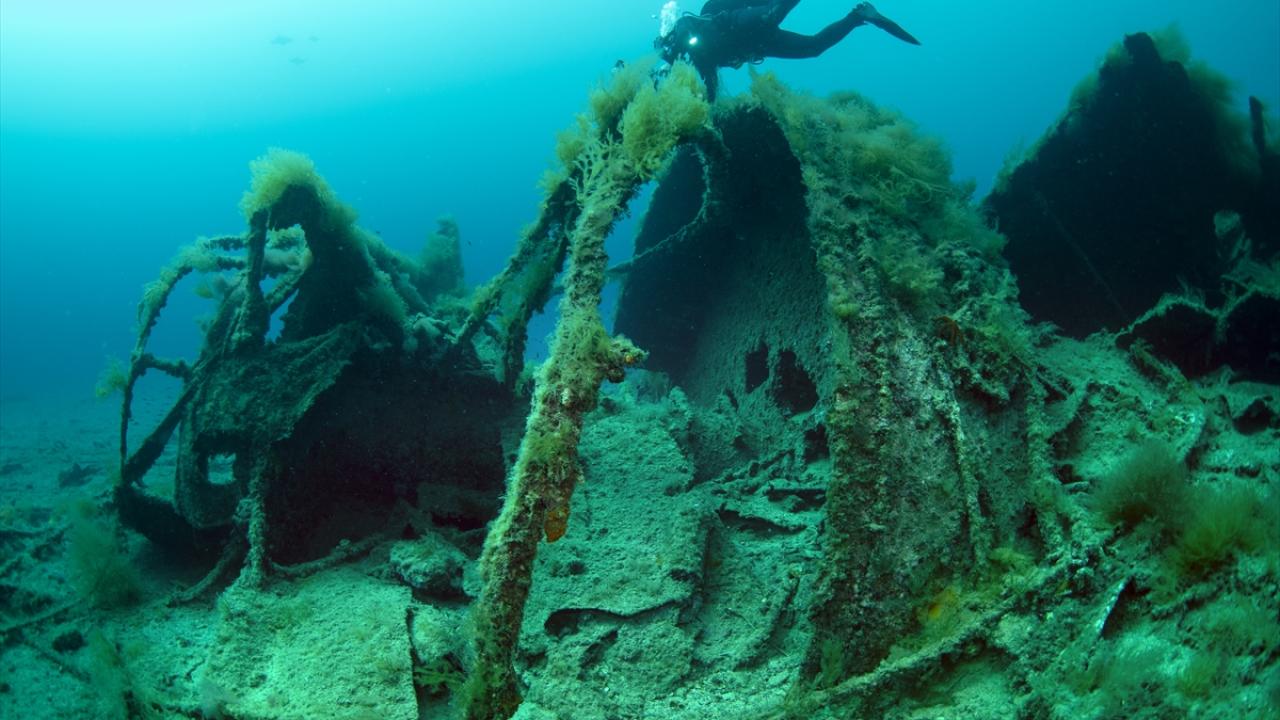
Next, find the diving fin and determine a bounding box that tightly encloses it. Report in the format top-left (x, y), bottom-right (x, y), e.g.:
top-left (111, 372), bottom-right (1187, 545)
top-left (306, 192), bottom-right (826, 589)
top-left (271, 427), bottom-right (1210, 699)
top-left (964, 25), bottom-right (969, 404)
top-left (854, 3), bottom-right (922, 45)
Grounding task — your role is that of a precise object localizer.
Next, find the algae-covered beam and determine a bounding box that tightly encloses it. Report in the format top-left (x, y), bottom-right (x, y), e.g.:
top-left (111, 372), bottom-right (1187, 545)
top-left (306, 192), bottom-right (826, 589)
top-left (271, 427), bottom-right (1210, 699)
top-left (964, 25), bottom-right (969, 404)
top-left (461, 136), bottom-right (645, 720)
top-left (461, 61), bottom-right (711, 720)
top-left (451, 179), bottom-right (577, 357)
top-left (230, 213), bottom-right (271, 354)
top-left (120, 236), bottom-right (244, 466)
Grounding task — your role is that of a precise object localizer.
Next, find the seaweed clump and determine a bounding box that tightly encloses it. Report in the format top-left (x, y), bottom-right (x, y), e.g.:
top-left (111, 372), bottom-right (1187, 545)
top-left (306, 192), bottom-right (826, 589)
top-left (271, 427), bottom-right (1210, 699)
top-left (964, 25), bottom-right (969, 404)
top-left (64, 499), bottom-right (141, 609)
top-left (1089, 437), bottom-right (1277, 596)
top-left (1172, 485), bottom-right (1274, 577)
top-left (1091, 439), bottom-right (1191, 530)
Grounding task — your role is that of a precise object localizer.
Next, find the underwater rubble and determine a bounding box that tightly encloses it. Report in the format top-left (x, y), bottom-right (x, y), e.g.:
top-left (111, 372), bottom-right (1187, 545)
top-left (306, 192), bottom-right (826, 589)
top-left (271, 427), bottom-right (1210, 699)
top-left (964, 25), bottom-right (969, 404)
top-left (1, 33), bottom-right (1277, 720)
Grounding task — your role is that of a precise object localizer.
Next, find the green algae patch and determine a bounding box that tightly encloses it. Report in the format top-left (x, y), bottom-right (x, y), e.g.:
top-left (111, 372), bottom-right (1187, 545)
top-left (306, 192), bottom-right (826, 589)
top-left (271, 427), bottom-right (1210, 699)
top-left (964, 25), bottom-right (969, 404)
top-left (240, 147), bottom-right (356, 231)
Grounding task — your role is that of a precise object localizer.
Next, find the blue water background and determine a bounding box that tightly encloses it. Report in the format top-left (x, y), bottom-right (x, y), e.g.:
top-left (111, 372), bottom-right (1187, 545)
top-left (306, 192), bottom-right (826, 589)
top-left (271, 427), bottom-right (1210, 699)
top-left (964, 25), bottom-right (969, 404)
top-left (1, 0), bottom-right (1277, 402)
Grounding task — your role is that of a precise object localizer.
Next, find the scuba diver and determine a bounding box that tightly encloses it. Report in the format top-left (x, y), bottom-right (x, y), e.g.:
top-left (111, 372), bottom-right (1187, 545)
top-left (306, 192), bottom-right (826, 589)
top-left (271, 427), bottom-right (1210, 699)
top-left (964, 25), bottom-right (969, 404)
top-left (655, 1), bottom-right (921, 100)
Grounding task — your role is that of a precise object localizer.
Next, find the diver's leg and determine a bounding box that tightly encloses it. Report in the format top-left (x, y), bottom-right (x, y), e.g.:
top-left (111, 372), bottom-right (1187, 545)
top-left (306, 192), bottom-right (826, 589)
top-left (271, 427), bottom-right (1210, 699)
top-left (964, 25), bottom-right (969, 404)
top-left (765, 14), bottom-right (863, 59)
top-left (764, 3), bottom-right (918, 59)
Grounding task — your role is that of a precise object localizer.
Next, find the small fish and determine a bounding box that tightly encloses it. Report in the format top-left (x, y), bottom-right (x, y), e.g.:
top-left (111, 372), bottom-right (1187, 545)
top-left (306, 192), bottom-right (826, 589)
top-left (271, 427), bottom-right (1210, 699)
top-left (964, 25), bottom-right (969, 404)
top-left (290, 57), bottom-right (307, 66)
top-left (271, 34), bottom-right (293, 46)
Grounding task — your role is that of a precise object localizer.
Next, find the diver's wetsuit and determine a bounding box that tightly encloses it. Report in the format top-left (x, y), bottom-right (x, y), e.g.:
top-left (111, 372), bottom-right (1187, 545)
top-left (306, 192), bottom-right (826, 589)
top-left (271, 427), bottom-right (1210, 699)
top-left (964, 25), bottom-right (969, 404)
top-left (658, 1), bottom-right (919, 99)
